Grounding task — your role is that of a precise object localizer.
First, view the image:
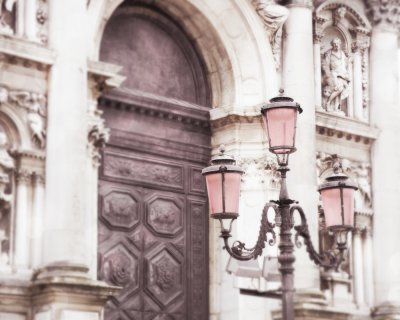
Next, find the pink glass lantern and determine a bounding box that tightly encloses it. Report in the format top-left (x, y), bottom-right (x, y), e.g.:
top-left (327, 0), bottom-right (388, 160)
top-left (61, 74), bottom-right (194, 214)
top-left (202, 146), bottom-right (244, 219)
top-left (261, 90), bottom-right (302, 166)
top-left (318, 170), bottom-right (358, 231)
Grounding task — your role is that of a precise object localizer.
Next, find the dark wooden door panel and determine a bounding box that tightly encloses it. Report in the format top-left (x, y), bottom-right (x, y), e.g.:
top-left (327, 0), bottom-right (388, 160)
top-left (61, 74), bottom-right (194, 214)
top-left (99, 139), bottom-right (209, 320)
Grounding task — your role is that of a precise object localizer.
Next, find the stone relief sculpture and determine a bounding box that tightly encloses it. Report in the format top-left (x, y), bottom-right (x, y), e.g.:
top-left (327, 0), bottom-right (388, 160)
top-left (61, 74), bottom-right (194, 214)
top-left (0, 131), bottom-right (14, 266)
top-left (314, 3), bottom-right (371, 120)
top-left (0, 0), bottom-right (16, 35)
top-left (252, 0), bottom-right (289, 70)
top-left (322, 38), bottom-right (350, 114)
top-left (8, 91), bottom-right (47, 148)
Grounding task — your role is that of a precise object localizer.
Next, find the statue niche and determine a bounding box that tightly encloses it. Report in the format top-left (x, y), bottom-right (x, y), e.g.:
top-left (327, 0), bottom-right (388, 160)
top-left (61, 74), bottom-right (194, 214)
top-left (321, 37), bottom-right (350, 115)
top-left (0, 131), bottom-right (14, 267)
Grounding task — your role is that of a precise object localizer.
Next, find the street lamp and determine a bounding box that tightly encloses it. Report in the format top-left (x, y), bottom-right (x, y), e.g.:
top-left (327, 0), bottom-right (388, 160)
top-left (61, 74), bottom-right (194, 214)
top-left (202, 90), bottom-right (358, 320)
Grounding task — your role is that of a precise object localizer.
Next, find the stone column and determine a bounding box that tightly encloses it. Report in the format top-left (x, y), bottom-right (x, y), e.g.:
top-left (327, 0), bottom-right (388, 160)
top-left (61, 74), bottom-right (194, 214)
top-left (16, 0), bottom-right (24, 37)
top-left (282, 0), bottom-right (320, 291)
top-left (14, 170), bottom-right (31, 268)
top-left (43, 0), bottom-right (90, 270)
top-left (313, 32), bottom-right (323, 111)
top-left (363, 228), bottom-right (374, 307)
top-left (30, 173), bottom-right (45, 268)
top-left (368, 1), bottom-right (400, 317)
top-left (24, 0), bottom-right (36, 40)
top-left (32, 2), bottom-right (119, 319)
top-left (352, 228), bottom-right (365, 307)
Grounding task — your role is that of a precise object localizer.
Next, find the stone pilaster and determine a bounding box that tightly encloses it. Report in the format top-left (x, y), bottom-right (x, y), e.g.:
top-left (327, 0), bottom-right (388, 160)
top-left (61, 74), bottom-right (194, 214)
top-left (367, 0), bottom-right (400, 317)
top-left (38, 1), bottom-right (118, 319)
top-left (282, 0), bottom-right (320, 293)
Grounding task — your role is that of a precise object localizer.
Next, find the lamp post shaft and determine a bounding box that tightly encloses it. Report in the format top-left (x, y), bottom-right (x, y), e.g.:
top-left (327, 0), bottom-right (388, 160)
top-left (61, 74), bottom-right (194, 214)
top-left (277, 168), bottom-right (295, 320)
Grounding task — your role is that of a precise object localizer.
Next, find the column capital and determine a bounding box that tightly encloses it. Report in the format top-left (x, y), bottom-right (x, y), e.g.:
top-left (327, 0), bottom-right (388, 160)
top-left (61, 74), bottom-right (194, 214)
top-left (15, 169), bottom-right (32, 184)
top-left (366, 0), bottom-right (400, 33)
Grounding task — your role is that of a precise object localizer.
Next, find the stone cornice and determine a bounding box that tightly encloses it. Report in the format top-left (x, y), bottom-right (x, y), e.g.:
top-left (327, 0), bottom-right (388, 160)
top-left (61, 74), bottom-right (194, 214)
top-left (316, 111), bottom-right (380, 144)
top-left (100, 88), bottom-right (210, 129)
top-left (211, 113), bottom-right (262, 130)
top-left (87, 60), bottom-right (126, 93)
top-left (365, 0), bottom-right (400, 32)
top-left (0, 36), bottom-right (55, 70)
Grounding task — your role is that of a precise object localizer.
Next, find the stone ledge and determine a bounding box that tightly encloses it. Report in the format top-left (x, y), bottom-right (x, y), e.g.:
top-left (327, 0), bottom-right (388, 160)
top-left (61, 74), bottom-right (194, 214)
top-left (0, 35), bottom-right (55, 68)
top-left (316, 111), bottom-right (380, 145)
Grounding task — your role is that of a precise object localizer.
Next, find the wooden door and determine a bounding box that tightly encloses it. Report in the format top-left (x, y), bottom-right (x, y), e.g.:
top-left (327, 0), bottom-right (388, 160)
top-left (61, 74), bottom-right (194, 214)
top-left (98, 92), bottom-right (210, 320)
top-left (97, 4), bottom-right (211, 319)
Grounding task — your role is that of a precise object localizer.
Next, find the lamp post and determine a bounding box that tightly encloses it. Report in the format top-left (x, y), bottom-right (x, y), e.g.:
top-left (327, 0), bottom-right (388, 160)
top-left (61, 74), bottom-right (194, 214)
top-left (202, 90), bottom-right (358, 320)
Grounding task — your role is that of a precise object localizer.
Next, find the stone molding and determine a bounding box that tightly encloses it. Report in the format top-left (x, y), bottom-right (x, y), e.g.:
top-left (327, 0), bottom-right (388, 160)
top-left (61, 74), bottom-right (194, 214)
top-left (0, 36), bottom-right (55, 70)
top-left (101, 89), bottom-right (211, 129)
top-left (211, 113), bottom-right (262, 130)
top-left (365, 0), bottom-right (400, 32)
top-left (316, 111), bottom-right (379, 145)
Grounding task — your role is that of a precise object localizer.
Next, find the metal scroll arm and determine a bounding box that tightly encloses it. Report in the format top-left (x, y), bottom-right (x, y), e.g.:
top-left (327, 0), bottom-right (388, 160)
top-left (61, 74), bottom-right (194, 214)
top-left (291, 205), bottom-right (347, 271)
top-left (219, 202), bottom-right (278, 261)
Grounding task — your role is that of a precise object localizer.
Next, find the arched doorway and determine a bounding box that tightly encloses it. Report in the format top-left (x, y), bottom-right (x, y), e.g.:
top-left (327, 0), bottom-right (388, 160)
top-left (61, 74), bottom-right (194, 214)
top-left (97, 2), bottom-right (211, 320)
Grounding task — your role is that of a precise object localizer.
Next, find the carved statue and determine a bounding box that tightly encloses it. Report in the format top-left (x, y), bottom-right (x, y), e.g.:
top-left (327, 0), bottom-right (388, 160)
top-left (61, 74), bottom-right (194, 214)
top-left (0, 0), bottom-right (16, 35)
top-left (252, 0), bottom-right (289, 70)
top-left (9, 91), bottom-right (47, 148)
top-left (0, 131), bottom-right (14, 266)
top-left (322, 38), bottom-right (350, 113)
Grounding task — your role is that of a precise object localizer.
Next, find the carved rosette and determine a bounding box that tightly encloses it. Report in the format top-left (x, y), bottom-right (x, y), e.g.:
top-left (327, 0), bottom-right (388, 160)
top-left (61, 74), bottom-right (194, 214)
top-left (252, 0), bottom-right (289, 70)
top-left (365, 0), bottom-right (400, 32)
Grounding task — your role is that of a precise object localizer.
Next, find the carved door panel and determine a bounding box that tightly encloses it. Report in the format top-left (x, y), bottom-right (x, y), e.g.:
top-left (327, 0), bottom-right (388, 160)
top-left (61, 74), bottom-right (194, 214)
top-left (98, 138), bottom-right (209, 320)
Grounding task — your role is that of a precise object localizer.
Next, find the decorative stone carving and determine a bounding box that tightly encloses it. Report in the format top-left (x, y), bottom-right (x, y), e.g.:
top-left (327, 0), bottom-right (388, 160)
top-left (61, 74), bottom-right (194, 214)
top-left (333, 6), bottom-right (346, 26)
top-left (252, 0), bottom-right (289, 70)
top-left (237, 156), bottom-right (280, 190)
top-left (36, 0), bottom-right (49, 44)
top-left (102, 192), bottom-right (139, 229)
top-left (0, 0), bottom-right (16, 36)
top-left (8, 90), bottom-right (47, 149)
top-left (87, 118), bottom-right (109, 168)
top-left (0, 132), bottom-right (13, 267)
top-left (322, 38), bottom-right (350, 114)
top-left (365, 0), bottom-right (400, 32)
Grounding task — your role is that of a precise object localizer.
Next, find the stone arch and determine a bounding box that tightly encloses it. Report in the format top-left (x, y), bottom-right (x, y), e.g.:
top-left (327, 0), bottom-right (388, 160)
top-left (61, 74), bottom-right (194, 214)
top-left (0, 105), bottom-right (31, 150)
top-left (88, 0), bottom-right (277, 108)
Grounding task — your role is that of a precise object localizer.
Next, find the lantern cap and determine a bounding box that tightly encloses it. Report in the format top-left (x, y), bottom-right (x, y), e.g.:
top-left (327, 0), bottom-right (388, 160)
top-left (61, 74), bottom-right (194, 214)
top-left (201, 145), bottom-right (244, 175)
top-left (318, 162), bottom-right (358, 192)
top-left (261, 89), bottom-right (303, 114)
